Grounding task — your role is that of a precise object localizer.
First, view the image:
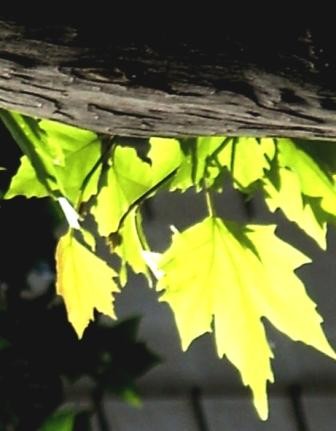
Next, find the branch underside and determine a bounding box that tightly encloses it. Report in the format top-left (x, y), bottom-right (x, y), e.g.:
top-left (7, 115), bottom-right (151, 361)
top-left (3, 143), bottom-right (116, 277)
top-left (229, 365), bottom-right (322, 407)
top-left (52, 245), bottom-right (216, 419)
top-left (1, 19), bottom-right (336, 139)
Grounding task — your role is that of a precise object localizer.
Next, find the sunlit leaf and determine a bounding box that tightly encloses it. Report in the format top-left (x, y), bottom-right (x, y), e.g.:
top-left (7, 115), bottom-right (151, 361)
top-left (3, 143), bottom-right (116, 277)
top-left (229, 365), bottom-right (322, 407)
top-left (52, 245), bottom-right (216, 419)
top-left (114, 209), bottom-right (151, 286)
top-left (39, 118), bottom-right (98, 165)
top-left (5, 155), bottom-right (49, 199)
top-left (0, 109), bottom-right (59, 193)
top-left (56, 230), bottom-right (119, 338)
top-left (92, 137), bottom-right (181, 236)
top-left (3, 106), bottom-right (336, 423)
top-left (263, 166), bottom-right (327, 249)
top-left (2, 111), bottom-right (102, 206)
top-left (38, 119), bottom-right (102, 205)
top-left (157, 217), bottom-right (335, 419)
top-left (277, 138), bottom-right (336, 215)
top-left (217, 137), bottom-right (273, 190)
top-left (170, 137), bottom-right (227, 191)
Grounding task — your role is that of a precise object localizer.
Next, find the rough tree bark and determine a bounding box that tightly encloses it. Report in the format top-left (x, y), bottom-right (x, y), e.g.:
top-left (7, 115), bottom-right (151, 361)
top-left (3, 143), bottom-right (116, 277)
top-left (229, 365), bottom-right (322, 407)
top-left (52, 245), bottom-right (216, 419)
top-left (1, 18), bottom-right (336, 139)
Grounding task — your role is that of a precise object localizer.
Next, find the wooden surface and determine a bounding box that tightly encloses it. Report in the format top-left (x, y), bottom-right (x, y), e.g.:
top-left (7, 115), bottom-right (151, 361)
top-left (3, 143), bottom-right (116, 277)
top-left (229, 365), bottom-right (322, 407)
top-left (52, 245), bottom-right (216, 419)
top-left (2, 19), bottom-right (336, 138)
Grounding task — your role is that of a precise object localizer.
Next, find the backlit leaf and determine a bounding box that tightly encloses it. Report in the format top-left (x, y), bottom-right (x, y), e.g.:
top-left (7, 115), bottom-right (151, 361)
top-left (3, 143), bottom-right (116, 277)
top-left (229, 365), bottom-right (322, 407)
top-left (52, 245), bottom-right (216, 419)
top-left (157, 217), bottom-right (335, 419)
top-left (217, 137), bottom-right (273, 190)
top-left (277, 138), bottom-right (336, 215)
top-left (0, 109), bottom-right (59, 193)
top-left (2, 111), bottom-right (102, 206)
top-left (39, 118), bottom-right (98, 165)
top-left (263, 166), bottom-right (327, 249)
top-left (114, 209), bottom-right (151, 286)
top-left (92, 137), bottom-right (181, 236)
top-left (5, 155), bottom-right (49, 199)
top-left (56, 230), bottom-right (119, 338)
top-left (170, 137), bottom-right (227, 191)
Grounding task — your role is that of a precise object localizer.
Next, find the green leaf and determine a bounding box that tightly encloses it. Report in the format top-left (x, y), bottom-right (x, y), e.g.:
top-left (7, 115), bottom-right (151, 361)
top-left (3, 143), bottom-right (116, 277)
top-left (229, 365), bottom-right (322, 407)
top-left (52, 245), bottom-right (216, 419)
top-left (39, 410), bottom-right (75, 431)
top-left (170, 137), bottom-right (228, 191)
top-left (92, 137), bottom-right (181, 236)
top-left (38, 118), bottom-right (98, 164)
top-left (157, 217), bottom-right (335, 419)
top-left (114, 209), bottom-right (151, 286)
top-left (56, 229), bottom-right (119, 338)
top-left (39, 119), bottom-right (103, 205)
top-left (277, 138), bottom-right (336, 215)
top-left (2, 111), bottom-right (102, 206)
top-left (5, 155), bottom-right (49, 199)
top-left (263, 166), bottom-right (328, 249)
top-left (0, 110), bottom-right (59, 194)
top-left (294, 138), bottom-right (336, 177)
top-left (217, 137), bottom-right (273, 190)
top-left (262, 138), bottom-right (336, 248)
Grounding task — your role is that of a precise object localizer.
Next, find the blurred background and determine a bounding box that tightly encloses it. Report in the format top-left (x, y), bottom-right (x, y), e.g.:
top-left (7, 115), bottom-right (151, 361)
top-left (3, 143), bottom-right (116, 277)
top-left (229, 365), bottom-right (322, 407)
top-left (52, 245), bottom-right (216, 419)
top-left (1, 121), bottom-right (336, 430)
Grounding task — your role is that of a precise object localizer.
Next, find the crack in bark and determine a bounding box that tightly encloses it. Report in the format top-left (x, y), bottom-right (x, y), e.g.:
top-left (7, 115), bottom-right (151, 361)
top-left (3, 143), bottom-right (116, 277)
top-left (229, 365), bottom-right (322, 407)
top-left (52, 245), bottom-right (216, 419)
top-left (1, 19), bottom-right (336, 138)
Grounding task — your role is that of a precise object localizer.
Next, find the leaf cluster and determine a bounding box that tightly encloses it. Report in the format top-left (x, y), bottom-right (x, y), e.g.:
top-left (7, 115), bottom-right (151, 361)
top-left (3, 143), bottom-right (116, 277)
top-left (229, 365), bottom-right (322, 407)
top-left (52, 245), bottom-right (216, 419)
top-left (2, 109), bottom-right (336, 419)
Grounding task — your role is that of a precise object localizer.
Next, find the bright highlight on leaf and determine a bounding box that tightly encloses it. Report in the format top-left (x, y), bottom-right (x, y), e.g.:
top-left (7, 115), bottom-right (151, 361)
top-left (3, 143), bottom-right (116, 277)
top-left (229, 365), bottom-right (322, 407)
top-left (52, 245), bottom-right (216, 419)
top-left (157, 217), bottom-right (336, 419)
top-left (56, 230), bottom-right (119, 338)
top-left (57, 197), bottom-right (81, 230)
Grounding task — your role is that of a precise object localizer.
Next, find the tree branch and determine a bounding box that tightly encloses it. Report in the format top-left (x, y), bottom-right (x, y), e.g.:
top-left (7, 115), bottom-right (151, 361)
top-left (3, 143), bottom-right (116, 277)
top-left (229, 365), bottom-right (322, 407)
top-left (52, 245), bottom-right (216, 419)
top-left (1, 18), bottom-right (336, 139)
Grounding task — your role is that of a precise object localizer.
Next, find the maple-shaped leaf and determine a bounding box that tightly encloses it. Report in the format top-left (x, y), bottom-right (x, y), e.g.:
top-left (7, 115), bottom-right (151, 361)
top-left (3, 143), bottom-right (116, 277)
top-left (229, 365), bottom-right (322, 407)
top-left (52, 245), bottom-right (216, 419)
top-left (263, 166), bottom-right (328, 249)
top-left (92, 137), bottom-right (181, 236)
top-left (157, 217), bottom-right (335, 419)
top-left (56, 230), bottom-right (119, 338)
top-left (114, 209), bottom-right (152, 286)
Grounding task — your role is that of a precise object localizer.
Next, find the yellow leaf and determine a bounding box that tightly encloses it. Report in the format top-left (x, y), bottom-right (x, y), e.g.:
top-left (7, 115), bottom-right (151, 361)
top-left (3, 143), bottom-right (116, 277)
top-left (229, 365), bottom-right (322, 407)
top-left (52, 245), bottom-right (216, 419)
top-left (92, 138), bottom-right (181, 236)
top-left (55, 230), bottom-right (119, 338)
top-left (218, 137), bottom-right (271, 189)
top-left (158, 217), bottom-right (336, 419)
top-left (263, 167), bottom-right (327, 249)
top-left (114, 209), bottom-right (152, 286)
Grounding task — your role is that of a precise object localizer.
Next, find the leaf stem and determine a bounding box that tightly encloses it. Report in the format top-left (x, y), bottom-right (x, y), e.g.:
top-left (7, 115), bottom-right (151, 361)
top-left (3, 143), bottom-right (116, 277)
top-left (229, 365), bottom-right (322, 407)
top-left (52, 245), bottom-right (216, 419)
top-left (116, 167), bottom-right (178, 232)
top-left (204, 185), bottom-right (215, 218)
top-left (77, 135), bottom-right (116, 210)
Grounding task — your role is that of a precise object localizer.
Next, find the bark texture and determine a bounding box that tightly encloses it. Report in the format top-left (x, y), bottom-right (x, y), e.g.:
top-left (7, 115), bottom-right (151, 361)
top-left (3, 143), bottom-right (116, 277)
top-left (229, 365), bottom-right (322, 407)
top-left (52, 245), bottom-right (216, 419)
top-left (1, 18), bottom-right (336, 138)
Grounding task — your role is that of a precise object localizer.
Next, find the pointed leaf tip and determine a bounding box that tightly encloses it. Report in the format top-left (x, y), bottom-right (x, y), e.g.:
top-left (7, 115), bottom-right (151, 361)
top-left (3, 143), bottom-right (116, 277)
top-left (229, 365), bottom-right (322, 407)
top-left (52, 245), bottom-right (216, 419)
top-left (158, 216), bottom-right (336, 419)
top-left (55, 230), bottom-right (119, 338)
